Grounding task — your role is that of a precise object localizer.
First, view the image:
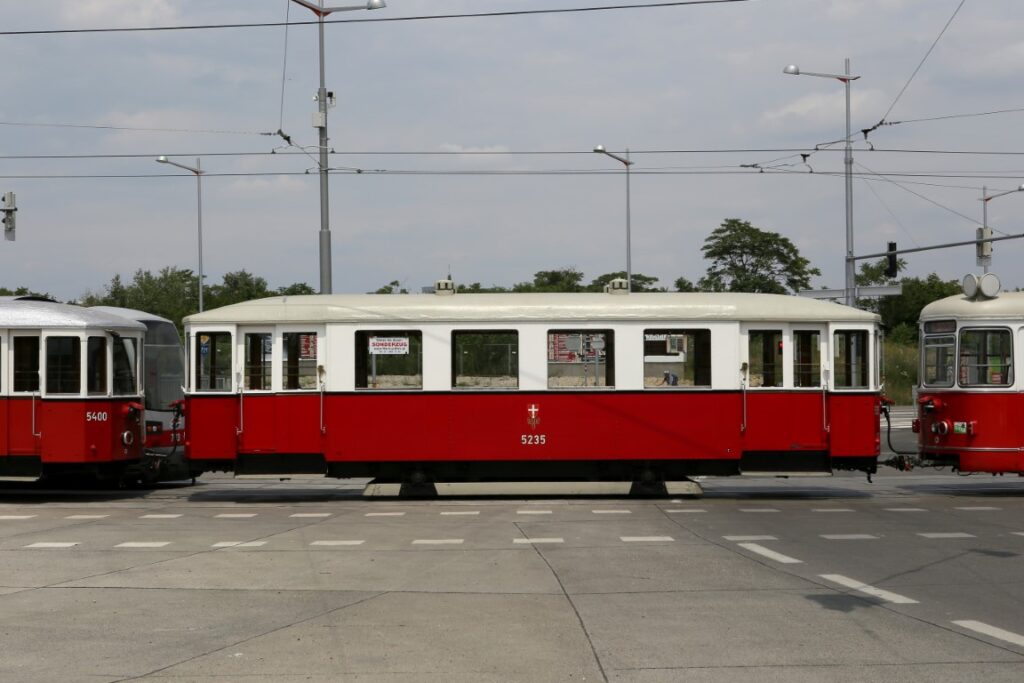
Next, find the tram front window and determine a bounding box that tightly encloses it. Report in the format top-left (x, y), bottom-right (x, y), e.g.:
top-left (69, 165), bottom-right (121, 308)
top-left (283, 332), bottom-right (318, 390)
top-left (958, 328), bottom-right (1012, 386)
top-left (196, 332), bottom-right (233, 392)
top-left (922, 334), bottom-right (955, 387)
top-left (748, 330), bottom-right (782, 388)
top-left (113, 337), bottom-right (139, 395)
top-left (87, 336), bottom-right (107, 395)
top-left (834, 330), bottom-right (869, 389)
top-left (46, 336), bottom-right (81, 394)
top-left (793, 330), bottom-right (821, 388)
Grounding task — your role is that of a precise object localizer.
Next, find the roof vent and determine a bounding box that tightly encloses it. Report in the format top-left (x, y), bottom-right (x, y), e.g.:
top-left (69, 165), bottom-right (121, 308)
top-left (434, 278), bottom-right (456, 296)
top-left (962, 273), bottom-right (1001, 300)
top-left (605, 277), bottom-right (629, 295)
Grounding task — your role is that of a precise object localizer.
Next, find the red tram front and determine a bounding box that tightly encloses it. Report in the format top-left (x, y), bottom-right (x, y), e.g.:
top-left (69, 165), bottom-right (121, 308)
top-left (917, 275), bottom-right (1024, 474)
top-left (0, 298), bottom-right (146, 481)
top-left (182, 285), bottom-right (882, 484)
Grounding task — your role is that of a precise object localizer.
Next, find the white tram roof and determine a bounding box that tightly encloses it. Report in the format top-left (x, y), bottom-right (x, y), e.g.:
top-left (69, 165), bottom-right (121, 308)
top-left (185, 292), bottom-right (879, 326)
top-left (920, 291), bottom-right (1024, 322)
top-left (0, 298), bottom-right (147, 332)
top-left (91, 305), bottom-right (173, 325)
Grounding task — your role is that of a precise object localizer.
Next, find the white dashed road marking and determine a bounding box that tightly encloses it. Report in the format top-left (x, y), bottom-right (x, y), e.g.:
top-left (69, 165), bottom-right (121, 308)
top-left (953, 620), bottom-right (1024, 648)
top-left (513, 538), bottom-right (564, 544)
top-left (1, 515), bottom-right (37, 520)
top-left (821, 534), bottom-right (879, 540)
top-left (918, 532), bottom-right (976, 539)
top-left (140, 514), bottom-right (182, 519)
top-left (724, 535), bottom-right (777, 541)
top-left (24, 542), bottom-right (77, 548)
top-left (216, 513), bottom-right (257, 519)
top-left (621, 536), bottom-right (674, 543)
top-left (116, 542), bottom-right (172, 548)
top-left (737, 543), bottom-right (802, 564)
top-left (311, 540), bottom-right (365, 546)
top-left (290, 513), bottom-right (331, 518)
top-left (412, 539), bottom-right (464, 545)
top-left (819, 574), bottom-right (918, 604)
top-left (66, 515), bottom-right (109, 520)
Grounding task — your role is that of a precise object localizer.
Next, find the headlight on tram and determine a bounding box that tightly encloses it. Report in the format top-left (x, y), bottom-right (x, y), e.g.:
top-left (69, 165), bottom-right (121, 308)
top-left (122, 430), bottom-right (135, 447)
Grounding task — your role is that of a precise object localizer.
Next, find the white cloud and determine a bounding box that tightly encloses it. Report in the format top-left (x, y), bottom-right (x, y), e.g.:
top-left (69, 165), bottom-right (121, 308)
top-left (56, 0), bottom-right (179, 27)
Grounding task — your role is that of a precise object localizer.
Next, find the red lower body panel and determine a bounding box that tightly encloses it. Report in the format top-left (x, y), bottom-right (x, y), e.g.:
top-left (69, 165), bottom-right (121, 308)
top-left (917, 391), bottom-right (1024, 473)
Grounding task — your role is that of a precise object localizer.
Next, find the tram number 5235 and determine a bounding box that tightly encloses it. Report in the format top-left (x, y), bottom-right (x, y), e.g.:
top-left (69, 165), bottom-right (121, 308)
top-left (86, 411), bottom-right (109, 422)
top-left (521, 434), bottom-right (547, 446)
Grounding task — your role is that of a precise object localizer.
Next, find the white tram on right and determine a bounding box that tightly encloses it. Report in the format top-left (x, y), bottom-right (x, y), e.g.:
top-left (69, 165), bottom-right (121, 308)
top-left (916, 274), bottom-right (1024, 474)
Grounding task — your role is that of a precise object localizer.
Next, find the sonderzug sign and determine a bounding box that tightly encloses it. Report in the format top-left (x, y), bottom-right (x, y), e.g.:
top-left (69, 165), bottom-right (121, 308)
top-left (369, 336), bottom-right (410, 355)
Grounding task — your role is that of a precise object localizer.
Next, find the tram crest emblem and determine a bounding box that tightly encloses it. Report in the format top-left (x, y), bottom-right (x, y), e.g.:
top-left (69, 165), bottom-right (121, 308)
top-left (527, 404), bottom-right (541, 430)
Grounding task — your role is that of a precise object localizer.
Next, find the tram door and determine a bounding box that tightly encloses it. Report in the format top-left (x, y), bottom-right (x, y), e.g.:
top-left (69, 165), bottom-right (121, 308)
top-left (3, 332), bottom-right (43, 471)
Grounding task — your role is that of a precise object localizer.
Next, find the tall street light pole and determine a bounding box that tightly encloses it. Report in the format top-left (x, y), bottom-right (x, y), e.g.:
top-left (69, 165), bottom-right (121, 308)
top-left (784, 60), bottom-right (860, 307)
top-left (289, 0), bottom-right (387, 294)
top-left (980, 184), bottom-right (1024, 274)
top-left (156, 156), bottom-right (205, 312)
top-left (594, 145), bottom-right (634, 292)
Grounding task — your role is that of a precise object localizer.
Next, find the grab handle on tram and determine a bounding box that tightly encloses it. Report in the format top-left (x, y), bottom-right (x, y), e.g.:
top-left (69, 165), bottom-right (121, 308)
top-left (821, 369), bottom-right (831, 434)
top-left (31, 392), bottom-right (41, 438)
top-left (236, 371), bottom-right (244, 437)
top-left (739, 362), bottom-right (748, 434)
top-left (318, 365), bottom-right (327, 435)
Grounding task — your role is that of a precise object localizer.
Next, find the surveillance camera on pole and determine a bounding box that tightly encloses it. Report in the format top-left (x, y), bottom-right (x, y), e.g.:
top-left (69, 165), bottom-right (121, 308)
top-left (1, 192), bottom-right (15, 241)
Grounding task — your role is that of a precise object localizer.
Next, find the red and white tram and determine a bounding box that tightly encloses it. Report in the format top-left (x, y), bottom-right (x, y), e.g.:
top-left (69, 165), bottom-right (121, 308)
top-left (0, 297), bottom-right (146, 481)
top-left (916, 274), bottom-right (1024, 474)
top-left (182, 283), bottom-right (882, 484)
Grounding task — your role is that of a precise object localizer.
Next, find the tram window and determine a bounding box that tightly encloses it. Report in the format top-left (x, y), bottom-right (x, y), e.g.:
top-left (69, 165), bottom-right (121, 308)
top-left (547, 330), bottom-right (615, 388)
top-left (13, 336), bottom-right (40, 392)
top-left (834, 330), bottom-right (869, 389)
top-left (643, 329), bottom-right (710, 388)
top-left (87, 336), bottom-right (107, 395)
top-left (143, 321), bottom-right (185, 411)
top-left (355, 331), bottom-right (423, 389)
top-left (244, 333), bottom-right (272, 391)
top-left (748, 330), bottom-right (782, 388)
top-left (958, 328), bottom-right (1012, 387)
top-left (793, 331), bottom-right (821, 388)
top-left (113, 337), bottom-right (139, 395)
top-left (195, 332), bottom-right (233, 392)
top-left (46, 336), bottom-right (81, 394)
top-left (922, 334), bottom-right (955, 387)
top-left (452, 331), bottom-right (519, 389)
top-left (283, 332), bottom-right (318, 390)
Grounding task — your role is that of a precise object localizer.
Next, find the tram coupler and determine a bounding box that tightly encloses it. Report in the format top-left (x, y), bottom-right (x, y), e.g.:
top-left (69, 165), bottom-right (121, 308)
top-left (880, 454), bottom-right (917, 472)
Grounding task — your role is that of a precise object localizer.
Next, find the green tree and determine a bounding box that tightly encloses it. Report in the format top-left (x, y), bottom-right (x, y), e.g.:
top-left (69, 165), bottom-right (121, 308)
top-left (81, 267), bottom-right (198, 332)
top-left (697, 218), bottom-right (820, 294)
top-left (586, 271), bottom-right (664, 292)
top-left (459, 282), bottom-right (510, 293)
top-left (878, 274), bottom-right (961, 343)
top-left (372, 280), bottom-right (408, 294)
top-left (0, 286), bottom-right (54, 299)
top-left (513, 268), bottom-right (586, 293)
top-left (206, 270), bottom-right (272, 308)
top-left (673, 277), bottom-right (699, 292)
top-left (277, 282), bottom-right (316, 296)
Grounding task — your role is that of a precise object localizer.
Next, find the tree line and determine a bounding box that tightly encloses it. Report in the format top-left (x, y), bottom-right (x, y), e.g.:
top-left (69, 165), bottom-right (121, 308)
top-left (2, 218), bottom-right (962, 338)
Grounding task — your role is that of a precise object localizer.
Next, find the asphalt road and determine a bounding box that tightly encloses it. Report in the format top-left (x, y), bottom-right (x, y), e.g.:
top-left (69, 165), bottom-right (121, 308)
top-left (2, 408), bottom-right (1023, 682)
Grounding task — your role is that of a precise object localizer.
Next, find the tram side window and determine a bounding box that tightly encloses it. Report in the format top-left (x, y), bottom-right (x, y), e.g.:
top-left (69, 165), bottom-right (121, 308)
top-left (13, 336), bottom-right (40, 392)
top-left (959, 328), bottom-right (1012, 386)
top-left (355, 331), bottom-right (423, 389)
top-left (244, 333), bottom-right (272, 391)
top-left (87, 336), bottom-right (107, 395)
top-left (113, 337), bottom-right (139, 395)
top-left (46, 336), bottom-right (81, 394)
top-left (547, 330), bottom-right (615, 388)
top-left (834, 330), bottom-right (869, 389)
top-left (643, 329), bottom-right (710, 388)
top-left (922, 334), bottom-right (955, 387)
top-left (196, 332), bottom-right (233, 392)
top-left (748, 330), bottom-right (782, 388)
top-left (793, 331), bottom-right (821, 388)
top-left (283, 332), bottom-right (318, 390)
top-left (452, 331), bottom-right (519, 389)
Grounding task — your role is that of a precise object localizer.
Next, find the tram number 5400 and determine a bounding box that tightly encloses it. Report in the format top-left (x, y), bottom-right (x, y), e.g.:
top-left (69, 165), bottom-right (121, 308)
top-left (521, 434), bottom-right (547, 446)
top-left (86, 411), bottom-right (109, 422)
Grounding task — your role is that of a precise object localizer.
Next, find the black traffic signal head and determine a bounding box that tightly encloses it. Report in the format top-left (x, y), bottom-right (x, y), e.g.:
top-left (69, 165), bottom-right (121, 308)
top-left (884, 241), bottom-right (898, 278)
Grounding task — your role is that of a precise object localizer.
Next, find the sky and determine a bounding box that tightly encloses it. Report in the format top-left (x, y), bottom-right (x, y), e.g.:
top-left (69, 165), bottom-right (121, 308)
top-left (1, 0), bottom-right (1023, 301)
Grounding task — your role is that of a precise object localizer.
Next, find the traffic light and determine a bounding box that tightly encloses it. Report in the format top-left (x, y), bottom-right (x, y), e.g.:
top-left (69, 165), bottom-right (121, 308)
top-left (1, 192), bottom-right (15, 242)
top-left (884, 241), bottom-right (898, 278)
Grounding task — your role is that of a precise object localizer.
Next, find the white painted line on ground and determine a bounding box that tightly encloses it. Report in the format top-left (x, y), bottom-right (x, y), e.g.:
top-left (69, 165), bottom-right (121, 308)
top-left (918, 532), bottom-right (976, 539)
top-left (664, 509), bottom-right (706, 513)
top-left (621, 536), bottom-right (675, 543)
top-left (440, 511), bottom-right (480, 516)
top-left (216, 513), bottom-right (257, 519)
top-left (365, 512), bottom-right (405, 517)
top-left (0, 515), bottom-right (36, 520)
top-left (311, 540), bottom-right (365, 546)
top-left (819, 574), bottom-right (918, 604)
top-left (290, 513), bottom-right (331, 518)
top-left (24, 542), bottom-right (77, 548)
top-left (724, 535), bottom-right (777, 541)
top-left (116, 542), bottom-right (172, 548)
top-left (513, 538), bottom-right (564, 544)
top-left (740, 508), bottom-right (780, 513)
top-left (140, 514), bottom-right (182, 519)
top-left (412, 539), bottom-right (464, 545)
top-left (516, 510), bottom-right (553, 515)
top-left (737, 543), bottom-right (802, 564)
top-left (885, 508), bottom-right (927, 512)
top-left (66, 514), bottom-right (109, 520)
top-left (953, 620), bottom-right (1024, 648)
top-left (1013, 532), bottom-right (1024, 537)
top-left (212, 540), bottom-right (267, 548)
top-left (955, 507), bottom-right (1000, 511)
top-left (821, 534), bottom-right (879, 540)
top-left (812, 508), bottom-right (855, 513)
top-left (592, 509), bottom-right (632, 514)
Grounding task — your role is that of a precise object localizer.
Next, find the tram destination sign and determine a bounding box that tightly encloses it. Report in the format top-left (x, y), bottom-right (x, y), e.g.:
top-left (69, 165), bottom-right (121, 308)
top-left (369, 336), bottom-right (410, 355)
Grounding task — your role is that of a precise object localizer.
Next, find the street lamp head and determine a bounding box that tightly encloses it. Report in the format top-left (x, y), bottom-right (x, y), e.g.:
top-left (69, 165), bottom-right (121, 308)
top-left (156, 156), bottom-right (169, 163)
top-left (1018, 184), bottom-right (1024, 192)
top-left (367, 0), bottom-right (385, 8)
top-left (593, 145), bottom-right (606, 153)
top-left (783, 64), bottom-right (800, 75)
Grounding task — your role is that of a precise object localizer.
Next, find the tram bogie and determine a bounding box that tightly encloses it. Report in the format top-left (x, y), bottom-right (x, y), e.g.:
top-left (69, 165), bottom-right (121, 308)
top-left (182, 286), bottom-right (883, 483)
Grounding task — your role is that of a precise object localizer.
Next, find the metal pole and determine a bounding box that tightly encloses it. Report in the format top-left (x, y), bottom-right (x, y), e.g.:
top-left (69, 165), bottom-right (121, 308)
top-left (317, 3), bottom-right (333, 294)
top-left (981, 185), bottom-right (989, 275)
top-left (196, 158), bottom-right (204, 312)
top-left (625, 149), bottom-right (632, 292)
top-left (843, 58), bottom-right (855, 307)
